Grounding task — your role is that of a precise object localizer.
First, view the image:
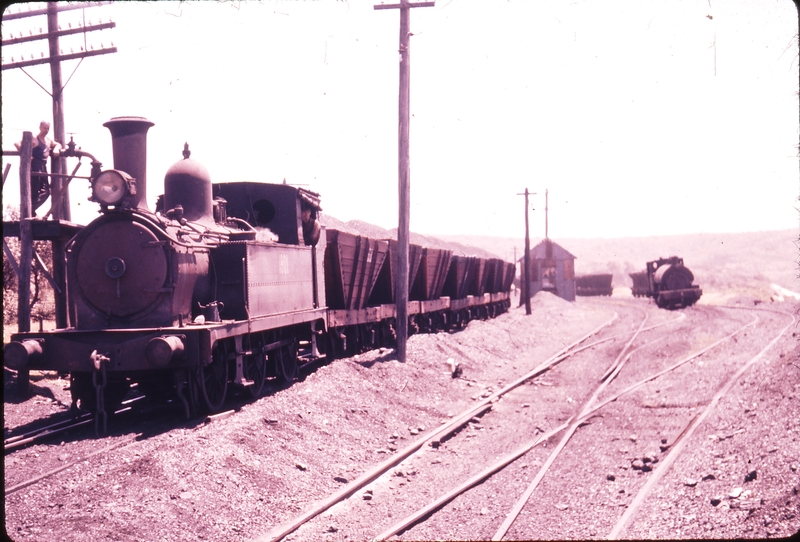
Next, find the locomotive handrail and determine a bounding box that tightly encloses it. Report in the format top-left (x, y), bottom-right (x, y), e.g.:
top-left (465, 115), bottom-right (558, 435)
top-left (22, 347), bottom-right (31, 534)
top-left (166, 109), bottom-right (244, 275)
top-left (225, 216), bottom-right (257, 232)
top-left (129, 211), bottom-right (221, 250)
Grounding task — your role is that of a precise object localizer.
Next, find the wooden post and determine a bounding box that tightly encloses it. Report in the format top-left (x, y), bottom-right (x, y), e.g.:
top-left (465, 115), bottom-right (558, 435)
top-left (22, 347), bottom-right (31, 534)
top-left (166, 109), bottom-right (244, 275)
top-left (48, 2), bottom-right (69, 221)
top-left (545, 188), bottom-right (548, 240)
top-left (17, 132), bottom-right (33, 395)
top-left (523, 188), bottom-right (532, 315)
top-left (375, 0), bottom-right (434, 363)
top-left (19, 132), bottom-right (33, 219)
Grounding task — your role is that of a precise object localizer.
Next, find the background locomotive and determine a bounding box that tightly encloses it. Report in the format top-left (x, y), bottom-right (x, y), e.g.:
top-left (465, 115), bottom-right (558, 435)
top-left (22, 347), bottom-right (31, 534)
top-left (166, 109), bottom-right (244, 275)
top-left (629, 257), bottom-right (702, 309)
top-left (4, 117), bottom-right (513, 427)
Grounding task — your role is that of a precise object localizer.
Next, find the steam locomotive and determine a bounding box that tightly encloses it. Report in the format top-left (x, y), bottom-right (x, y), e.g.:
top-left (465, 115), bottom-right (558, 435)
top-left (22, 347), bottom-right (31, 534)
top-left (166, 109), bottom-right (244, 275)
top-left (629, 257), bottom-right (702, 309)
top-left (4, 117), bottom-right (513, 427)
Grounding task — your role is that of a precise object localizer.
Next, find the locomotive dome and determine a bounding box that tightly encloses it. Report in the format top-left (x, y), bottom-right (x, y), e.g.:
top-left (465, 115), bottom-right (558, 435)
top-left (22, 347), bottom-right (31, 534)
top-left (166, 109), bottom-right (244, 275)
top-left (163, 145), bottom-right (214, 224)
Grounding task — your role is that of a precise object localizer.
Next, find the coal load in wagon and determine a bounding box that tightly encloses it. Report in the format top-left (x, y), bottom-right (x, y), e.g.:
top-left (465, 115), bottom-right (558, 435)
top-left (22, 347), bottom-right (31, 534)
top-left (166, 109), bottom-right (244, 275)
top-left (368, 239), bottom-right (423, 305)
top-left (468, 257), bottom-right (490, 297)
top-left (502, 262), bottom-right (516, 292)
top-left (442, 255), bottom-right (474, 300)
top-left (324, 229), bottom-right (388, 310)
top-left (485, 258), bottom-right (506, 294)
top-left (410, 247), bottom-right (452, 301)
top-left (576, 274), bottom-right (613, 296)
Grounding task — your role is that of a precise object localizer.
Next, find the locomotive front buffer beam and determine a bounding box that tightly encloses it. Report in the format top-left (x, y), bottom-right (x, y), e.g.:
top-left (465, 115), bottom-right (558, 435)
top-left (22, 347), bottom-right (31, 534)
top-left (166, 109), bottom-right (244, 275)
top-left (4, 328), bottom-right (200, 374)
top-left (656, 287), bottom-right (703, 309)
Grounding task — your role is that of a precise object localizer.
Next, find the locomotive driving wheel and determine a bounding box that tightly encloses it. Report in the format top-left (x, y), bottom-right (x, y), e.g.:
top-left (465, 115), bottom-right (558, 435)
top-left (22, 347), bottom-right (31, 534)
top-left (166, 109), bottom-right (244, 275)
top-left (197, 342), bottom-right (229, 413)
top-left (273, 341), bottom-right (297, 383)
top-left (243, 334), bottom-right (266, 398)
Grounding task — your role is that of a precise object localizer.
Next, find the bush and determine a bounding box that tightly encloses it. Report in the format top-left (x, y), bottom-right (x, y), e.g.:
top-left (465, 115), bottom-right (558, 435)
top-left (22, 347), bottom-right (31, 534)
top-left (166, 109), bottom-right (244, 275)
top-left (2, 205), bottom-right (56, 326)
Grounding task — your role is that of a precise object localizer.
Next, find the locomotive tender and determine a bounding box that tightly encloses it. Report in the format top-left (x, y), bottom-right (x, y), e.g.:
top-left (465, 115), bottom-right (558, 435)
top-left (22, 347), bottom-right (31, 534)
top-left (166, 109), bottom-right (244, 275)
top-left (4, 117), bottom-right (513, 425)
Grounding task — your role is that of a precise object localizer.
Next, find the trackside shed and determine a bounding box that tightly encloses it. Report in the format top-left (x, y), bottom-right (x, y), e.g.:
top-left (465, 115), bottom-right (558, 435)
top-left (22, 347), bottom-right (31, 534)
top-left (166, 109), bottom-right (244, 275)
top-left (521, 239), bottom-right (576, 302)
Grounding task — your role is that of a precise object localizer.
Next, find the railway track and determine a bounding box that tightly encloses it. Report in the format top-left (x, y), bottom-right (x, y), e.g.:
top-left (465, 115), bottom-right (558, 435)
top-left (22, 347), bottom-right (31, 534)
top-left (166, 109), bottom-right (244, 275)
top-left (3, 395), bottom-right (151, 453)
top-left (253, 301), bottom-right (794, 541)
top-left (3, 355), bottom-right (348, 502)
top-left (255, 304), bottom-right (658, 541)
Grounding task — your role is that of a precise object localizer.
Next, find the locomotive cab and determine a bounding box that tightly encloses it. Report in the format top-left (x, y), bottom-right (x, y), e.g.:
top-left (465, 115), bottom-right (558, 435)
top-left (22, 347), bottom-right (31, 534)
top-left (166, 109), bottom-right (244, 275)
top-left (212, 182), bottom-right (321, 246)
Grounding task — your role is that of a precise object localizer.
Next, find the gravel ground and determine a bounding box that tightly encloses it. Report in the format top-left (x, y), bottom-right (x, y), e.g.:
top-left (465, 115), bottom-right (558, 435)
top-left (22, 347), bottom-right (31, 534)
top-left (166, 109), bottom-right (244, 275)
top-left (4, 293), bottom-right (799, 541)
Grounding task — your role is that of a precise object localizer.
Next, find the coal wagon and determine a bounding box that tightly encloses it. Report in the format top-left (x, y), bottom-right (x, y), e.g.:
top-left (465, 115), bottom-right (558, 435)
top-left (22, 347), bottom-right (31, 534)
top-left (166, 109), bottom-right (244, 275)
top-left (575, 273), bottom-right (613, 297)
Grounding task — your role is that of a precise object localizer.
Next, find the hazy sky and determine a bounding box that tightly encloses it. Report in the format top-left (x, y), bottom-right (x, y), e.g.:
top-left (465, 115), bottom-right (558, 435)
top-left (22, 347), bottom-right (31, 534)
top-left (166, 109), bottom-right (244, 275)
top-left (2, 0), bottom-right (797, 239)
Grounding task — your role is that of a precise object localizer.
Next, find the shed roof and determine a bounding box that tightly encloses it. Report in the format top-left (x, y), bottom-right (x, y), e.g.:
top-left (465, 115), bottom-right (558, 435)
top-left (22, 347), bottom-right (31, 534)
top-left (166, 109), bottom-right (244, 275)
top-left (528, 239), bottom-right (576, 261)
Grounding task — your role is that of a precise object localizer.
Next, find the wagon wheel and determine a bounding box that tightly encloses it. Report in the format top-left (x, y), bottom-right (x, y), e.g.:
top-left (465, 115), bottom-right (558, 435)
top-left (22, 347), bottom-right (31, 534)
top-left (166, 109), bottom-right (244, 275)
top-left (243, 336), bottom-right (267, 398)
top-left (274, 343), bottom-right (297, 383)
top-left (197, 343), bottom-right (229, 413)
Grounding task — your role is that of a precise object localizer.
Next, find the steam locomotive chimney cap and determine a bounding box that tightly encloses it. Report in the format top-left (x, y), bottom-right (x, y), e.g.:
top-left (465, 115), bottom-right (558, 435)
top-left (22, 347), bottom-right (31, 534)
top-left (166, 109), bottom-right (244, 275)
top-left (103, 116), bottom-right (155, 131)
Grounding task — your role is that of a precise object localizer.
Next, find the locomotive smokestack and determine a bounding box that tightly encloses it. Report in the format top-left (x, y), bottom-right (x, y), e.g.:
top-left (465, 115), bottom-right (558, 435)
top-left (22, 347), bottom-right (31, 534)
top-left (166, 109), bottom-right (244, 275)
top-left (103, 117), bottom-right (155, 211)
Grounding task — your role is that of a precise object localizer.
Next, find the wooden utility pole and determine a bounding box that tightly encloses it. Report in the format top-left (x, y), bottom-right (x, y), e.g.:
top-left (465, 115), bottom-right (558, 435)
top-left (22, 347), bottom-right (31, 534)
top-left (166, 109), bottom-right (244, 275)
top-left (519, 188), bottom-right (535, 315)
top-left (47, 2), bottom-right (67, 220)
top-left (545, 188), bottom-right (549, 240)
top-left (375, 0), bottom-right (434, 363)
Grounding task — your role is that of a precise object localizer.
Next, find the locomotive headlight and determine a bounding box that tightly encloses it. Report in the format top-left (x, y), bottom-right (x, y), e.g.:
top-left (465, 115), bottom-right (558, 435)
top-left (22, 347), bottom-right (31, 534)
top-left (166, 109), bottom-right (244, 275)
top-left (92, 170), bottom-right (135, 206)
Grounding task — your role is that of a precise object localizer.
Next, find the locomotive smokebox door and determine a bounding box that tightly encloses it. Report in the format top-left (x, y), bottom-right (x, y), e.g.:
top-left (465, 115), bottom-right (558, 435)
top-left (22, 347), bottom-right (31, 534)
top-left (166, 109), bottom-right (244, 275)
top-left (75, 219), bottom-right (168, 318)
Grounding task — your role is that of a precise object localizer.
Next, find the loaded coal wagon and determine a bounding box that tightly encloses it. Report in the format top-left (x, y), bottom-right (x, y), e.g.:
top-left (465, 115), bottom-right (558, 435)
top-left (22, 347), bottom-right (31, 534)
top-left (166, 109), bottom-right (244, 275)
top-left (575, 274), bottom-right (613, 297)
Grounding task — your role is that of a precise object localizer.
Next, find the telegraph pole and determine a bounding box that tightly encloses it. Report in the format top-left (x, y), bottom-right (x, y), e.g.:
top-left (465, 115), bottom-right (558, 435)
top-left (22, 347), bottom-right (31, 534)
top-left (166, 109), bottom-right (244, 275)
top-left (519, 188), bottom-right (535, 315)
top-left (47, 2), bottom-right (67, 220)
top-left (545, 188), bottom-right (549, 240)
top-left (374, 0), bottom-right (434, 362)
